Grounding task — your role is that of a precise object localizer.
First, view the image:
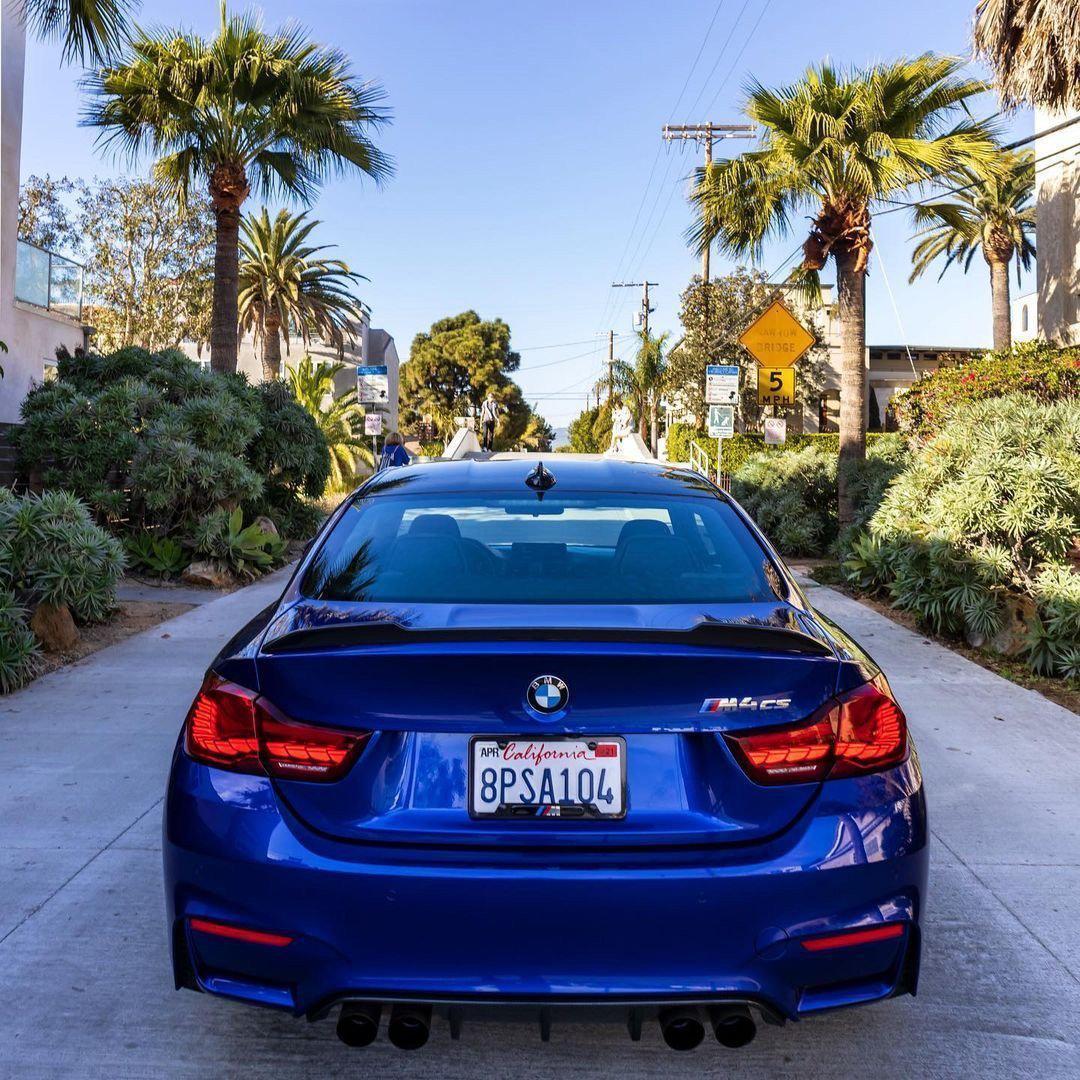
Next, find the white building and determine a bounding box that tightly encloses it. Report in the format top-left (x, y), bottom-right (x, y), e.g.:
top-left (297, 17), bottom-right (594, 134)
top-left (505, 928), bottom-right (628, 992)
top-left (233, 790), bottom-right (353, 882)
top-left (1, 9), bottom-right (87, 425)
top-left (1011, 290), bottom-right (1039, 343)
top-left (1033, 108), bottom-right (1080, 343)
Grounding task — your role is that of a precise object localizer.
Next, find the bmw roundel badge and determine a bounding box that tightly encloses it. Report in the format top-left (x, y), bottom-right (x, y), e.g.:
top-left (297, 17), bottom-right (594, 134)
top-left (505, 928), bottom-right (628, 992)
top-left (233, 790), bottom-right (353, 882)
top-left (526, 675), bottom-right (569, 715)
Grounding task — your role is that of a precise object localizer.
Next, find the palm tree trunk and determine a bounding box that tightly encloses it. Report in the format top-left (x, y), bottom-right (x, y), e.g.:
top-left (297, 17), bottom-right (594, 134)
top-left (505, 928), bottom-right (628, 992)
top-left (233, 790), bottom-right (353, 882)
top-left (835, 249), bottom-right (868, 531)
top-left (989, 257), bottom-right (1012, 353)
top-left (208, 164), bottom-right (250, 375)
top-left (262, 315), bottom-right (282, 382)
top-left (650, 397), bottom-right (658, 456)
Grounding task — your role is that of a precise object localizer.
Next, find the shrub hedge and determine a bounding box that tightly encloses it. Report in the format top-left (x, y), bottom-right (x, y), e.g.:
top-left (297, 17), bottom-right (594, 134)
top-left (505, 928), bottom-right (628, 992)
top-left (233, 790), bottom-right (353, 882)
top-left (17, 346), bottom-right (330, 558)
top-left (0, 489), bottom-right (125, 693)
top-left (891, 341), bottom-right (1080, 437)
top-left (730, 436), bottom-right (909, 556)
top-left (844, 395), bottom-right (1080, 680)
top-left (666, 424), bottom-right (897, 478)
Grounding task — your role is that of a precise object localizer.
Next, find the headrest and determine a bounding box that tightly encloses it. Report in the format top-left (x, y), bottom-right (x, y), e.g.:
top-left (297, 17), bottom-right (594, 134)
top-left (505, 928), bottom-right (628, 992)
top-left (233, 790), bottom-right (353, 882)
top-left (616, 519), bottom-right (672, 547)
top-left (408, 513), bottom-right (461, 538)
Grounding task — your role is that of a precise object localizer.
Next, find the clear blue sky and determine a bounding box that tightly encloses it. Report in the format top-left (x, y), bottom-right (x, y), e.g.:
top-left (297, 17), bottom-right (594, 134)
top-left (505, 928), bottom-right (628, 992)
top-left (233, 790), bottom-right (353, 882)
top-left (20, 0), bottom-right (1032, 428)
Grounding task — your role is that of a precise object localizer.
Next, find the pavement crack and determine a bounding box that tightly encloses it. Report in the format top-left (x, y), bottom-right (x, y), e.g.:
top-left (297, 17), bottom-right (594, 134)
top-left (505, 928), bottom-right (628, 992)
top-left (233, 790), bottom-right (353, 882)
top-left (0, 797), bottom-right (163, 949)
top-left (932, 828), bottom-right (1080, 988)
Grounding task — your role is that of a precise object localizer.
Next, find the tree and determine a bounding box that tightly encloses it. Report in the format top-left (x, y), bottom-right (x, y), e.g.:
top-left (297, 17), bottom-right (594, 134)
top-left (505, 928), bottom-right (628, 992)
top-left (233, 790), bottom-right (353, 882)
top-left (974, 1), bottom-right (1080, 111)
top-left (286, 355), bottom-right (371, 491)
top-left (518, 410), bottom-right (556, 452)
top-left (19, 0), bottom-right (133, 64)
top-left (908, 152), bottom-right (1035, 352)
top-left (400, 311), bottom-right (525, 444)
top-left (564, 403), bottom-right (612, 454)
top-left (17, 175), bottom-right (78, 252)
top-left (77, 178), bottom-right (215, 352)
top-left (667, 268), bottom-right (827, 430)
top-left (84, 3), bottom-right (392, 375)
top-left (239, 209), bottom-right (366, 381)
top-left (689, 56), bottom-right (998, 527)
top-left (605, 330), bottom-right (669, 454)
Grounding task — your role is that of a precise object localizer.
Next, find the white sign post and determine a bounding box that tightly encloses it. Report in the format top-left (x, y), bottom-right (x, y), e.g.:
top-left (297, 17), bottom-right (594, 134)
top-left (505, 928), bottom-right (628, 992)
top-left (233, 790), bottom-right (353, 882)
top-left (356, 365), bottom-right (389, 405)
top-left (364, 412), bottom-right (383, 463)
top-left (705, 364), bottom-right (740, 406)
top-left (707, 404), bottom-right (735, 484)
top-left (764, 417), bottom-right (787, 446)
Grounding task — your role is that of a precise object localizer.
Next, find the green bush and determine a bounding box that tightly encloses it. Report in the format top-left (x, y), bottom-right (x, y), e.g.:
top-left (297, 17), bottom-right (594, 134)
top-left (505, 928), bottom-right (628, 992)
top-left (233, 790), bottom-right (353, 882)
top-left (730, 435), bottom-right (909, 556)
top-left (666, 424), bottom-right (898, 478)
top-left (844, 395), bottom-right (1080, 679)
top-left (892, 341), bottom-right (1080, 437)
top-left (191, 508), bottom-right (287, 579)
top-left (17, 346), bottom-right (330, 553)
top-left (0, 489), bottom-right (125, 622)
top-left (0, 489), bottom-right (125, 693)
top-left (0, 588), bottom-right (40, 695)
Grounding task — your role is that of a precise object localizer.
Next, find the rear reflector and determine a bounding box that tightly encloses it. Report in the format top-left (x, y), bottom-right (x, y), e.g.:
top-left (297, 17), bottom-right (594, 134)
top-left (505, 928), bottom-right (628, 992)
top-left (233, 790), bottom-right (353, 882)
top-left (184, 675), bottom-right (371, 782)
top-left (189, 917), bottom-right (293, 947)
top-left (800, 922), bottom-right (905, 952)
top-left (724, 676), bottom-right (908, 785)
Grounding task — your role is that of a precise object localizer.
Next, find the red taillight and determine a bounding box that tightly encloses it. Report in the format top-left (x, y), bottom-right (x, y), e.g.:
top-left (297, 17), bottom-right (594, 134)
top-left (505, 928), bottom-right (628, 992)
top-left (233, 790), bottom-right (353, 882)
top-left (725, 677), bottom-right (908, 785)
top-left (189, 916), bottom-right (293, 947)
top-left (184, 675), bottom-right (370, 782)
top-left (800, 922), bottom-right (905, 952)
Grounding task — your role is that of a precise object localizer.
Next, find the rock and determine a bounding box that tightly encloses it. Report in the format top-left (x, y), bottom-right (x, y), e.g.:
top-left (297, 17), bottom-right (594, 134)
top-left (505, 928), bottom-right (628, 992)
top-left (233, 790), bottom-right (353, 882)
top-left (987, 593), bottom-right (1040, 657)
top-left (252, 516), bottom-right (279, 538)
top-left (30, 602), bottom-right (79, 653)
top-left (181, 560), bottom-right (235, 590)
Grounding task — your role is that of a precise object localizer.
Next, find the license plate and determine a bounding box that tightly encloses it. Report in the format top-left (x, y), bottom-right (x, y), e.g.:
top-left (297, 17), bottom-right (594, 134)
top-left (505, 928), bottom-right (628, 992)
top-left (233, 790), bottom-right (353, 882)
top-left (469, 737), bottom-right (626, 819)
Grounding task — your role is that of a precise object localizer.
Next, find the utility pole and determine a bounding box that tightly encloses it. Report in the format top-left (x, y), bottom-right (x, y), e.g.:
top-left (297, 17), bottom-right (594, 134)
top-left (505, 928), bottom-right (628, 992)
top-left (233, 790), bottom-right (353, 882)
top-left (611, 280), bottom-right (658, 338)
top-left (661, 123), bottom-right (754, 284)
top-left (607, 330), bottom-right (615, 405)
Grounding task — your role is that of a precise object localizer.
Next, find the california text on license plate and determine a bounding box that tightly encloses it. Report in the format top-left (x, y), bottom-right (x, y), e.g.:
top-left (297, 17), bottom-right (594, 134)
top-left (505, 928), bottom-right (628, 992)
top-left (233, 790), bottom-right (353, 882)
top-left (469, 737), bottom-right (627, 819)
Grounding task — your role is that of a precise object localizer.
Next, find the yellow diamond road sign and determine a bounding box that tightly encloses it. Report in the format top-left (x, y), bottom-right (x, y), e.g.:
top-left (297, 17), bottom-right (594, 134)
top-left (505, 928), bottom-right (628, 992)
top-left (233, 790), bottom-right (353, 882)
top-left (738, 300), bottom-right (815, 369)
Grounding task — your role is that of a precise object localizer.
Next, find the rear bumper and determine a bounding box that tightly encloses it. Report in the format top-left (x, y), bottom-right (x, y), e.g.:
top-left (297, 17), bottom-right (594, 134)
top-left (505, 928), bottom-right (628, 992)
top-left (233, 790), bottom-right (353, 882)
top-left (163, 745), bottom-right (928, 1022)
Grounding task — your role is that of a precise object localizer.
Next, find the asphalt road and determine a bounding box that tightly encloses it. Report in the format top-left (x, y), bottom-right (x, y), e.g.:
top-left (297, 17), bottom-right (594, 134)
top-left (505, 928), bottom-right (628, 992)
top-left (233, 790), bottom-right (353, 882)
top-left (0, 571), bottom-right (1077, 1078)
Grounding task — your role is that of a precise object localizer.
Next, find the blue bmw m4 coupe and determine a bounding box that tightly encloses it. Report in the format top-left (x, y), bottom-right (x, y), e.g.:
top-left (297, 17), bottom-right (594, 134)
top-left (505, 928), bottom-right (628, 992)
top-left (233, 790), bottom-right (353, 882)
top-left (164, 457), bottom-right (927, 1052)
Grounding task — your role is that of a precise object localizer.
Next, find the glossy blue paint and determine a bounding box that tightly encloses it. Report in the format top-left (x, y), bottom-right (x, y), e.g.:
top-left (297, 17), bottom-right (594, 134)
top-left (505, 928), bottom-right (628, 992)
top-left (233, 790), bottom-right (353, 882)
top-left (163, 459), bottom-right (928, 1027)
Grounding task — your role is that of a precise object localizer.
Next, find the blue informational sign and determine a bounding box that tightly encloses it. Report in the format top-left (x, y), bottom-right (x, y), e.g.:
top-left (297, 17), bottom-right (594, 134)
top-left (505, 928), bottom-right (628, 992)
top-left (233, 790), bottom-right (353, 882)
top-left (356, 365), bottom-right (389, 404)
top-left (705, 364), bottom-right (740, 405)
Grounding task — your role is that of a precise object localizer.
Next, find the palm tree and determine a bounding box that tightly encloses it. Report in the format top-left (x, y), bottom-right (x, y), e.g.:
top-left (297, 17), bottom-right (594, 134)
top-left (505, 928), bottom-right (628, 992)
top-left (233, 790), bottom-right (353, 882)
top-left (688, 56), bottom-right (998, 526)
top-left (518, 411), bottom-right (555, 452)
top-left (20, 0), bottom-right (133, 63)
top-left (287, 355), bottom-right (372, 491)
top-left (604, 330), bottom-right (669, 454)
top-left (238, 208), bottom-right (366, 381)
top-left (909, 152), bottom-right (1035, 352)
top-left (83, 3), bottom-right (391, 376)
top-left (975, 1), bottom-right (1080, 111)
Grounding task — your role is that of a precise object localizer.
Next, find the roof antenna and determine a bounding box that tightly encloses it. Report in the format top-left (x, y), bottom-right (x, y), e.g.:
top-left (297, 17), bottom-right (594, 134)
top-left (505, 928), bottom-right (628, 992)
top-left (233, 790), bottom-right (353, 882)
top-left (524, 460), bottom-right (556, 492)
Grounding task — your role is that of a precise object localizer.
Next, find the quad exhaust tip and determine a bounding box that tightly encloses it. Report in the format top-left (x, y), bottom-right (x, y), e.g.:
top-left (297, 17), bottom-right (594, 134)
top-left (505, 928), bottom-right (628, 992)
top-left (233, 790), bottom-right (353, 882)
top-left (711, 1005), bottom-right (757, 1048)
top-left (387, 1003), bottom-right (432, 1050)
top-left (336, 1002), bottom-right (380, 1048)
top-left (658, 1007), bottom-right (706, 1051)
top-left (336, 1000), bottom-right (756, 1051)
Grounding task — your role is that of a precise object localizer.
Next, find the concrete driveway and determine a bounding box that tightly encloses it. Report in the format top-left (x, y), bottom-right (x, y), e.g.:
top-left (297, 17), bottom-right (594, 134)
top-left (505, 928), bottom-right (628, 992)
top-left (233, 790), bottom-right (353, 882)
top-left (0, 572), bottom-right (1077, 1078)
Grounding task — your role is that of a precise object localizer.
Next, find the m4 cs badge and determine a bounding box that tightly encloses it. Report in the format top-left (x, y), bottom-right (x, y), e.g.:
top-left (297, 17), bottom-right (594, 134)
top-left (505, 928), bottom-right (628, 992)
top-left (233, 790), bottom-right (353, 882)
top-left (700, 696), bottom-right (792, 713)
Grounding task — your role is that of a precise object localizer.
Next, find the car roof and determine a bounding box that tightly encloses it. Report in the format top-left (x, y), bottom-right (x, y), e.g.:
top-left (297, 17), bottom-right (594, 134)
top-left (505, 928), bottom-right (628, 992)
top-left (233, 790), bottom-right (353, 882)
top-left (359, 455), bottom-right (719, 497)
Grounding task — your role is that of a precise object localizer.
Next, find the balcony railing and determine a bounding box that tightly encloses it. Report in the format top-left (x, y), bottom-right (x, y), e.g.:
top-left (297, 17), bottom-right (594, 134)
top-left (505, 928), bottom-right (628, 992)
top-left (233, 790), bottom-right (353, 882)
top-left (14, 239), bottom-right (84, 321)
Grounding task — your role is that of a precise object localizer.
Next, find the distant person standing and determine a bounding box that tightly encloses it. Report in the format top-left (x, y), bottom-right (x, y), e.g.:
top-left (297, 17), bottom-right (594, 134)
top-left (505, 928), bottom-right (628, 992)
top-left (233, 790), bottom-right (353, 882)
top-left (479, 393), bottom-right (501, 451)
top-left (378, 431), bottom-right (410, 471)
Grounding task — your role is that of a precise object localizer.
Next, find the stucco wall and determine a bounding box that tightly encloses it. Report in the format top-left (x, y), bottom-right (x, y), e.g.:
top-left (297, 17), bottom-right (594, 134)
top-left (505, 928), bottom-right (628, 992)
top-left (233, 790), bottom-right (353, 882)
top-left (1035, 107), bottom-right (1080, 344)
top-left (0, 12), bottom-right (86, 422)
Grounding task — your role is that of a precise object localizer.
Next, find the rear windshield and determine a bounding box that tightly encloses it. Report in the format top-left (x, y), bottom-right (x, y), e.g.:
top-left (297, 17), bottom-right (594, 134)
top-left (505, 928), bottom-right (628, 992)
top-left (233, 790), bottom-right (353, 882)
top-left (302, 492), bottom-right (780, 605)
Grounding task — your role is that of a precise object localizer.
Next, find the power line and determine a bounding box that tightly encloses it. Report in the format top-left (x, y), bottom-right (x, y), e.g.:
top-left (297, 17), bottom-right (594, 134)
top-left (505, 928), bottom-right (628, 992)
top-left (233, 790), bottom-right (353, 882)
top-left (517, 336), bottom-right (626, 352)
top-left (594, 0), bottom-right (733, 334)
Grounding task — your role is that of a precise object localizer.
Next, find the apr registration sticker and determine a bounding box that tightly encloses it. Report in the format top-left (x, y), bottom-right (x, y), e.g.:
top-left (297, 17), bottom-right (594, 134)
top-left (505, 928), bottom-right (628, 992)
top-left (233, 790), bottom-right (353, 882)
top-left (469, 737), bottom-right (627, 819)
